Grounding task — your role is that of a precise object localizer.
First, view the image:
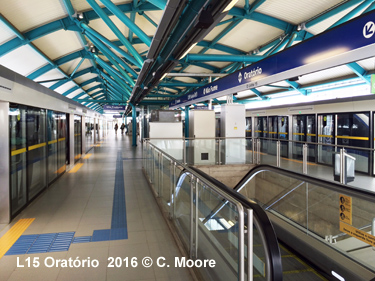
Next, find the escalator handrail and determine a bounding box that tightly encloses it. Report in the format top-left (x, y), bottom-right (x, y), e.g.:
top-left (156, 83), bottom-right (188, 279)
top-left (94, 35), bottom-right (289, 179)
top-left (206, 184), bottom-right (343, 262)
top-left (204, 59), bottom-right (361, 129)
top-left (235, 164), bottom-right (375, 203)
top-left (185, 166), bottom-right (283, 281)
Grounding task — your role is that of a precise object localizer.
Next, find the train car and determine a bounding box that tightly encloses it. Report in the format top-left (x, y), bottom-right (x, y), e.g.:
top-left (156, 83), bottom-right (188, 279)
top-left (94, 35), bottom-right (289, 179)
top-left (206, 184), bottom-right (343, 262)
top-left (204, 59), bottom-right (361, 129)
top-left (0, 65), bottom-right (107, 223)
top-left (246, 95), bottom-right (375, 176)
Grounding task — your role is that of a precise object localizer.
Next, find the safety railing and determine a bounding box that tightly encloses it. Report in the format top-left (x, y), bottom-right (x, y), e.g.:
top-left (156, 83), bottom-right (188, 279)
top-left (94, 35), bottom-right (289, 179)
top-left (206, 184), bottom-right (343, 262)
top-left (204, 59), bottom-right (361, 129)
top-left (143, 140), bottom-right (282, 281)
top-left (148, 137), bottom-right (375, 189)
top-left (235, 164), bottom-right (375, 280)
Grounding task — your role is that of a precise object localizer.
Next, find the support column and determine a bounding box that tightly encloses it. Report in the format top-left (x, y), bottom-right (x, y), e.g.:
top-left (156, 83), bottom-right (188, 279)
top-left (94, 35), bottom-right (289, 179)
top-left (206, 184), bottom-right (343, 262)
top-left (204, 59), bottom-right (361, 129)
top-left (185, 106), bottom-right (190, 138)
top-left (131, 104), bottom-right (137, 146)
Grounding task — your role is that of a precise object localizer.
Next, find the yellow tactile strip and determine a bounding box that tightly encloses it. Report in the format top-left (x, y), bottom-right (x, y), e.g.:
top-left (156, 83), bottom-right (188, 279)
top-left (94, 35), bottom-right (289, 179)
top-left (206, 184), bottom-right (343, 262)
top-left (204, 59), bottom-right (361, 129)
top-left (0, 218), bottom-right (35, 259)
top-left (83, 154), bottom-right (92, 159)
top-left (68, 163), bottom-right (84, 173)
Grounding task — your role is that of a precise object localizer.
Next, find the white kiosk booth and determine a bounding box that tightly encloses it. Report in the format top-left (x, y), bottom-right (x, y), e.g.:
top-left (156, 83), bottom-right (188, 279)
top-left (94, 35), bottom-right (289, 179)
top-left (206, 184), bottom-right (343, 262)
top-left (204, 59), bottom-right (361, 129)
top-left (189, 110), bottom-right (216, 165)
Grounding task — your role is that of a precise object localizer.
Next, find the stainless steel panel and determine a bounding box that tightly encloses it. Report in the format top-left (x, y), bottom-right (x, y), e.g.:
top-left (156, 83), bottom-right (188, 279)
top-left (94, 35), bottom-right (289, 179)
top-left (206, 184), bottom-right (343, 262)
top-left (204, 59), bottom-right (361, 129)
top-left (0, 102), bottom-right (10, 223)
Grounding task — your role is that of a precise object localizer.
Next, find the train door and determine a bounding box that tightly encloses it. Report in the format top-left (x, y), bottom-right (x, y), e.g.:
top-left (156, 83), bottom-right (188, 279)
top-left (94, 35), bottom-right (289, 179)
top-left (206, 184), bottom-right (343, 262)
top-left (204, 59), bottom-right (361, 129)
top-left (254, 117), bottom-right (268, 153)
top-left (292, 115), bottom-right (316, 161)
top-left (268, 116), bottom-right (278, 155)
top-left (74, 115), bottom-right (82, 162)
top-left (292, 115), bottom-right (304, 160)
top-left (278, 116), bottom-right (288, 158)
top-left (336, 112), bottom-right (370, 173)
top-left (9, 104), bottom-right (27, 216)
top-left (57, 112), bottom-right (67, 176)
top-left (47, 110), bottom-right (58, 184)
top-left (245, 117), bottom-right (252, 149)
top-left (318, 114), bottom-right (334, 165)
top-left (245, 117), bottom-right (252, 137)
top-left (306, 115), bottom-right (316, 162)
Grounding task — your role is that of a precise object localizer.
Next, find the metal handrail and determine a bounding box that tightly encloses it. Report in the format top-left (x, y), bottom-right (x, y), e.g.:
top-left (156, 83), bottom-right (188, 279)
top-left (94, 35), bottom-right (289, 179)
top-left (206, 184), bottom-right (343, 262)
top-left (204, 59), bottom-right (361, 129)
top-left (235, 164), bottom-right (375, 203)
top-left (146, 136), bottom-right (375, 152)
top-left (146, 140), bottom-right (283, 281)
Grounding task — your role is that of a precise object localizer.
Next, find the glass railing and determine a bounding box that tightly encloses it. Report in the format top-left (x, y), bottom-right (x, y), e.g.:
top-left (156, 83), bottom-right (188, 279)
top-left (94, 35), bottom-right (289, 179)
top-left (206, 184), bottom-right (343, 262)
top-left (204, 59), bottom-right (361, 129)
top-left (143, 140), bottom-right (282, 281)
top-left (148, 137), bottom-right (375, 191)
top-left (235, 164), bottom-right (375, 280)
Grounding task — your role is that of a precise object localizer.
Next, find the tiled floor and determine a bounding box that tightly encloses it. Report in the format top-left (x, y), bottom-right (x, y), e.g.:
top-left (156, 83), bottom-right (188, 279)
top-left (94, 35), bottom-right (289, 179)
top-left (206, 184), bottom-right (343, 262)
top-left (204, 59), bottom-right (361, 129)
top-left (0, 133), bottom-right (193, 281)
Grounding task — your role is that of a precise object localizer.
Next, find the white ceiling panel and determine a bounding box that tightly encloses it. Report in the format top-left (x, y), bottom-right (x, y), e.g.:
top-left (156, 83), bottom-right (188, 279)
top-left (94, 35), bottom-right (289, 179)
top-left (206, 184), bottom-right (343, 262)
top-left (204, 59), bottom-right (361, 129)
top-left (55, 81), bottom-right (78, 95)
top-left (88, 16), bottom-right (129, 41)
top-left (67, 89), bottom-right (84, 99)
top-left (203, 22), bottom-right (231, 41)
top-left (255, 0), bottom-right (344, 25)
top-left (184, 65), bottom-right (214, 73)
top-left (74, 73), bottom-right (98, 84)
top-left (34, 69), bottom-right (65, 82)
top-left (134, 13), bottom-right (158, 37)
top-left (143, 10), bottom-right (163, 26)
top-left (0, 0), bottom-right (67, 32)
top-left (40, 82), bottom-right (57, 88)
top-left (83, 82), bottom-right (101, 91)
top-left (59, 58), bottom-right (92, 75)
top-left (219, 20), bottom-right (282, 53)
top-left (306, 3), bottom-right (363, 35)
top-left (0, 45), bottom-right (48, 76)
top-left (71, 0), bottom-right (132, 13)
top-left (0, 20), bottom-right (16, 45)
top-left (33, 30), bottom-right (83, 61)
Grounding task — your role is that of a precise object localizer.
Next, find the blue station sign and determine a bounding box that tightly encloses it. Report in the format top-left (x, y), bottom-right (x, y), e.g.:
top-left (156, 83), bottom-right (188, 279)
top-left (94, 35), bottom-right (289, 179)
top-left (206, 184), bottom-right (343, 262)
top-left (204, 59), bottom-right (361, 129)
top-left (103, 105), bottom-right (126, 111)
top-left (170, 10), bottom-right (375, 108)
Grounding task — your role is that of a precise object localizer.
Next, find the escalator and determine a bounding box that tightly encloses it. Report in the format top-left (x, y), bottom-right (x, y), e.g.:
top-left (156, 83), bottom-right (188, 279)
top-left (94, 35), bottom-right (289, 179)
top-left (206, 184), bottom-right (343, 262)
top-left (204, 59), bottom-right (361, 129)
top-left (190, 165), bottom-right (375, 280)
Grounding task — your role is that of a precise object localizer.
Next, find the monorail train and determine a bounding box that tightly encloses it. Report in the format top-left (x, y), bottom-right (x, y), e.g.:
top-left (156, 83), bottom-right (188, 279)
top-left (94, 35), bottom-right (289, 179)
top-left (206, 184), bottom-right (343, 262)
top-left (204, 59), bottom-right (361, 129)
top-left (0, 66), bottom-right (107, 223)
top-left (241, 95), bottom-right (375, 176)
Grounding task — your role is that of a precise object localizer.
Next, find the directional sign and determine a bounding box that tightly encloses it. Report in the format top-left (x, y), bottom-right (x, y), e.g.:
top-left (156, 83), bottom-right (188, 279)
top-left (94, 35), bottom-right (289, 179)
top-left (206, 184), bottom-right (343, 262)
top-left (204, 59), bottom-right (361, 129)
top-left (170, 10), bottom-right (375, 109)
top-left (363, 21), bottom-right (375, 38)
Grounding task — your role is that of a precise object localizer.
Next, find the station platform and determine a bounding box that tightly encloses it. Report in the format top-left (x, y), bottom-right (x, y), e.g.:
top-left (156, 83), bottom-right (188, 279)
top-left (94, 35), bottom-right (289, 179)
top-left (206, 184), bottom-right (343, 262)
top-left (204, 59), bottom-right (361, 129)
top-left (0, 133), bottom-right (193, 281)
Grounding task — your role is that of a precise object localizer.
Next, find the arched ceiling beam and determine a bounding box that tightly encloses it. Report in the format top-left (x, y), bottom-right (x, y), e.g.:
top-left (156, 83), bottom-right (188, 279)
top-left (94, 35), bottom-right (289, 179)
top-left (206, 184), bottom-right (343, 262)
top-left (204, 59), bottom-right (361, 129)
top-left (86, 0), bottom-right (144, 66)
top-left (346, 62), bottom-right (370, 84)
top-left (100, 0), bottom-right (152, 46)
top-left (0, 2), bottom-right (159, 57)
top-left (80, 23), bottom-right (141, 69)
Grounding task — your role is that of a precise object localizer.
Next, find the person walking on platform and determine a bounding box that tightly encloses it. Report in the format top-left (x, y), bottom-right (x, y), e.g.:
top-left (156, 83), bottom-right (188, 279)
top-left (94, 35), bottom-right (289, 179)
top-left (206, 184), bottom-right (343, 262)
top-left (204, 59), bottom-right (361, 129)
top-left (114, 123), bottom-right (118, 134)
top-left (120, 123), bottom-right (125, 134)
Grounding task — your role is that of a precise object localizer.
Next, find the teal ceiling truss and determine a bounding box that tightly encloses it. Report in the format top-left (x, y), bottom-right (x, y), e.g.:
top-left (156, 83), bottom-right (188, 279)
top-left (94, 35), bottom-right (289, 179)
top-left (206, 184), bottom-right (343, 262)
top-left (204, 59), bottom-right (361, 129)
top-left (0, 0), bottom-right (374, 113)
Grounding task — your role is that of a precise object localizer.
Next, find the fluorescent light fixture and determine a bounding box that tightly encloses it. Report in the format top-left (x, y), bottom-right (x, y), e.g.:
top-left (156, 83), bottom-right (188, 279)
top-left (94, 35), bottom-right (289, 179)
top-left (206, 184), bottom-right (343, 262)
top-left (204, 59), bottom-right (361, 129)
top-left (223, 0), bottom-right (239, 12)
top-left (179, 43), bottom-right (197, 60)
top-left (331, 271), bottom-right (345, 281)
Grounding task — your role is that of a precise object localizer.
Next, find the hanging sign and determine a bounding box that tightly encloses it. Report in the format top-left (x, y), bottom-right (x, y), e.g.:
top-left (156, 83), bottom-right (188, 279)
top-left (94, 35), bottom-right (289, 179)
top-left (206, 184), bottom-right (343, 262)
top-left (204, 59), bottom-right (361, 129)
top-left (170, 10), bottom-right (375, 108)
top-left (103, 105), bottom-right (125, 111)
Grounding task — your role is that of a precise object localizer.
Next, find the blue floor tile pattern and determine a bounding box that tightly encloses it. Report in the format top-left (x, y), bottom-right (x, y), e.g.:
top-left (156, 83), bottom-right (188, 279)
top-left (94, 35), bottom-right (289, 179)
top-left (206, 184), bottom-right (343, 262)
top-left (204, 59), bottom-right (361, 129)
top-left (5, 150), bottom-right (128, 256)
top-left (6, 232), bottom-right (75, 255)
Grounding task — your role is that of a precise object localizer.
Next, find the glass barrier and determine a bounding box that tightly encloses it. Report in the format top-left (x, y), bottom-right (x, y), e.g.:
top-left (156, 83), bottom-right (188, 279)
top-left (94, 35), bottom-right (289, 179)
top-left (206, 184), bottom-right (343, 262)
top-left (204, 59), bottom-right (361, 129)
top-left (143, 141), bottom-right (283, 281)
top-left (237, 167), bottom-right (375, 273)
